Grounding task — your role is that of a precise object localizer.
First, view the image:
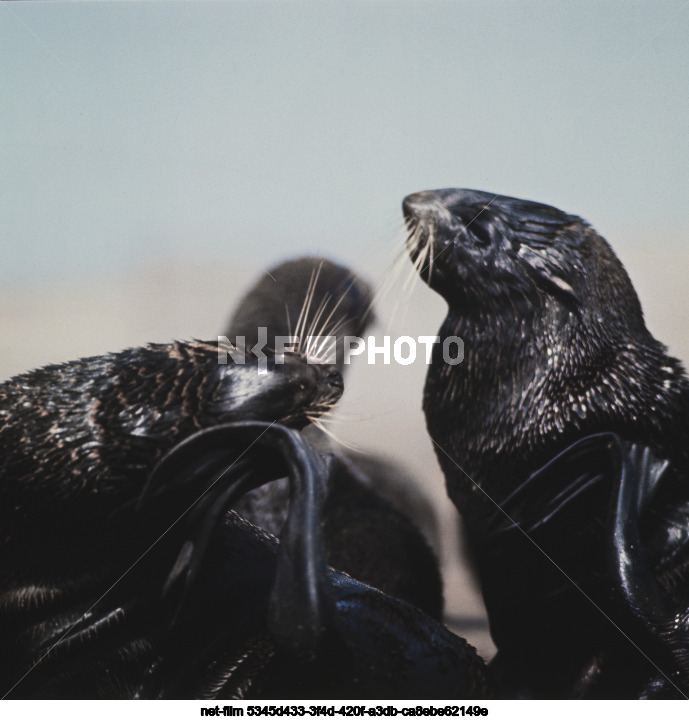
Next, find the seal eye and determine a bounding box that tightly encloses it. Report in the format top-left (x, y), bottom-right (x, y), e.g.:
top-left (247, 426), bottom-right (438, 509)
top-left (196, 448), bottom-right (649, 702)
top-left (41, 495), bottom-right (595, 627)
top-left (470, 222), bottom-right (493, 248)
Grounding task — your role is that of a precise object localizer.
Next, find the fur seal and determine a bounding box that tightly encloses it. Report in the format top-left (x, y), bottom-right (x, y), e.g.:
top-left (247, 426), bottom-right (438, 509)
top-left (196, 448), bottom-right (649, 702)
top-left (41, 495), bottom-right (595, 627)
top-left (0, 341), bottom-right (343, 697)
top-left (226, 256), bottom-right (443, 618)
top-left (403, 188), bottom-right (689, 698)
top-left (0, 341), bottom-right (341, 548)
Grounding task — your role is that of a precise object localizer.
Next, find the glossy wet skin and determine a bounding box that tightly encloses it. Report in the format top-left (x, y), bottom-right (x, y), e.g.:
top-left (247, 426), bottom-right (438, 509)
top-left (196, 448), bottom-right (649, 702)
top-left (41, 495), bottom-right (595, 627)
top-left (202, 351), bottom-right (343, 430)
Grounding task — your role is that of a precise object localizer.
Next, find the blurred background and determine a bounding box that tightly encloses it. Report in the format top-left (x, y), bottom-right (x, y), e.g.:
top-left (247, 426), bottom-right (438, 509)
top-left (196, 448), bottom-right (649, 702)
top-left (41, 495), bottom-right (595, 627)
top-left (2, 1), bottom-right (688, 659)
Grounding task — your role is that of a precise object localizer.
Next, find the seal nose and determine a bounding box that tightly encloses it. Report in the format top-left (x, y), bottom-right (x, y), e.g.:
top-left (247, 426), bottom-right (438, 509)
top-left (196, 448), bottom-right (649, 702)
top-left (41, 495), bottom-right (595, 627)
top-left (402, 191), bottom-right (437, 219)
top-left (405, 189), bottom-right (500, 220)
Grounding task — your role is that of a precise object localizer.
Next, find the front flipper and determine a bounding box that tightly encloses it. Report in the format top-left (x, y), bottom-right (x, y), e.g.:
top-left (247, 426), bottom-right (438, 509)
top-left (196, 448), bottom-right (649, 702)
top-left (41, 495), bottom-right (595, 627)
top-left (124, 421), bottom-right (339, 698)
top-left (479, 434), bottom-right (636, 697)
top-left (480, 433), bottom-right (689, 698)
top-left (604, 442), bottom-right (689, 696)
top-left (135, 421), bottom-right (337, 654)
top-left (485, 433), bottom-right (616, 540)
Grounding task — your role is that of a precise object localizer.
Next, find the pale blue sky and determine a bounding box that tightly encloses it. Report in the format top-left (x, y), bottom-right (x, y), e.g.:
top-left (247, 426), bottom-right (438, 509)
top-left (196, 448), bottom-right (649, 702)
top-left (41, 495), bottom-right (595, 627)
top-left (2, 0), bottom-right (688, 284)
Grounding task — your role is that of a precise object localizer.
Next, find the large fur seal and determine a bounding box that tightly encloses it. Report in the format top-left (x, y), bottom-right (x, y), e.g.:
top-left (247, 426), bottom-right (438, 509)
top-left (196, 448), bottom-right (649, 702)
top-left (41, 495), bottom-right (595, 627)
top-left (403, 188), bottom-right (689, 698)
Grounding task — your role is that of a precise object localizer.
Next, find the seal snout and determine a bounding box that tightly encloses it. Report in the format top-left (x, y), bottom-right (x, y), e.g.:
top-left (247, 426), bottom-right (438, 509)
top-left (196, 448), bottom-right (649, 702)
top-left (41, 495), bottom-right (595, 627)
top-left (402, 191), bottom-right (437, 219)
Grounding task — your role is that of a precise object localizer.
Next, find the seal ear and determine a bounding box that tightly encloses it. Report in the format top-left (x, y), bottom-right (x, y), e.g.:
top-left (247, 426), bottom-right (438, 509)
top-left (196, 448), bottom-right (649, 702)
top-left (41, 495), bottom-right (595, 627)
top-left (517, 245), bottom-right (582, 310)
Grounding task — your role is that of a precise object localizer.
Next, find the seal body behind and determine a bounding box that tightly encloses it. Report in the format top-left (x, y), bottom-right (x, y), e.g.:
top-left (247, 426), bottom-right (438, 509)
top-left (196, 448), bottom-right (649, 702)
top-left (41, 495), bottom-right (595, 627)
top-left (226, 256), bottom-right (444, 619)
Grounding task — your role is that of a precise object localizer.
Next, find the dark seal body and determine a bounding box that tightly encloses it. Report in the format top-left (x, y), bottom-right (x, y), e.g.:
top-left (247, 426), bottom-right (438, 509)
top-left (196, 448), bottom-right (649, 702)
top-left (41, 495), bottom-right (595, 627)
top-left (404, 188), bottom-right (689, 698)
top-left (0, 340), bottom-right (340, 549)
top-left (0, 340), bottom-right (343, 698)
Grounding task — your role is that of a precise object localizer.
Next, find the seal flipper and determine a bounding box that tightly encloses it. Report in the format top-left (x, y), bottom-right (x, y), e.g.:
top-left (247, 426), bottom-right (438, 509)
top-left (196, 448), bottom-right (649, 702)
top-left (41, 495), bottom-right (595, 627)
top-left (127, 422), bottom-right (336, 698)
top-left (481, 433), bottom-right (618, 618)
top-left (134, 421), bottom-right (336, 642)
top-left (478, 434), bottom-right (617, 697)
top-left (485, 433), bottom-right (615, 539)
top-left (481, 433), bottom-right (688, 698)
top-left (604, 442), bottom-right (689, 696)
top-left (128, 421), bottom-right (487, 699)
top-left (266, 435), bottom-right (336, 660)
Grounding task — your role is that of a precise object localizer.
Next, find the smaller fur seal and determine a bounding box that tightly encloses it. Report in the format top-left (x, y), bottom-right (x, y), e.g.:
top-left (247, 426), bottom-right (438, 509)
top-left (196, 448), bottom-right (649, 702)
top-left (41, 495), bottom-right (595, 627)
top-left (226, 256), bottom-right (444, 618)
top-left (404, 188), bottom-right (689, 698)
top-left (0, 341), bottom-right (341, 550)
top-left (0, 340), bottom-right (342, 697)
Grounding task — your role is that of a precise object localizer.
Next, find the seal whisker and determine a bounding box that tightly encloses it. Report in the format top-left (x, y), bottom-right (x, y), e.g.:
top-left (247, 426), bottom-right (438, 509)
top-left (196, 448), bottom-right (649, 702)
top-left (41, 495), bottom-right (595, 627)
top-left (401, 225), bottom-right (430, 297)
top-left (284, 302), bottom-right (293, 340)
top-left (303, 293), bottom-right (333, 361)
top-left (307, 416), bottom-right (360, 452)
top-left (310, 408), bottom-right (371, 425)
top-left (371, 228), bottom-right (411, 299)
top-left (376, 232), bottom-right (429, 332)
top-left (304, 292), bottom-right (332, 339)
top-left (311, 287), bottom-right (354, 342)
top-left (294, 263), bottom-right (323, 345)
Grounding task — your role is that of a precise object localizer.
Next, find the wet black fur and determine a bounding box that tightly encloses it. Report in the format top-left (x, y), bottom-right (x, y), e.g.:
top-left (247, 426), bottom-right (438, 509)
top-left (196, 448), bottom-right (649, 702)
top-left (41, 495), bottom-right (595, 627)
top-left (404, 188), bottom-right (689, 698)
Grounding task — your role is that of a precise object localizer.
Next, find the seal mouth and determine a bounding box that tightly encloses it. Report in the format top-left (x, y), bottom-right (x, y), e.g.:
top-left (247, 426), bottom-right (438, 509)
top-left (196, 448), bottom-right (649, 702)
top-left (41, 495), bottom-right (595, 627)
top-left (323, 367), bottom-right (344, 393)
top-left (299, 363), bottom-right (344, 428)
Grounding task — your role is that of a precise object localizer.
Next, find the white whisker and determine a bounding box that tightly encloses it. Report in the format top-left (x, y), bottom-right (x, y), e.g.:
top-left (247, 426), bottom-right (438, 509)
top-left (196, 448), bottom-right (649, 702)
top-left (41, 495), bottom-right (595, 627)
top-left (295, 263), bottom-right (322, 344)
top-left (284, 302), bottom-right (293, 340)
top-left (309, 417), bottom-right (360, 452)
